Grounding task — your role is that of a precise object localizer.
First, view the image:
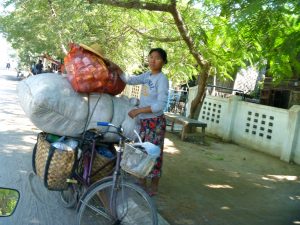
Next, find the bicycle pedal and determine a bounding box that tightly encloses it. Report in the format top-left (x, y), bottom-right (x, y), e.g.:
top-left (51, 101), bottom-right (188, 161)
top-left (66, 179), bottom-right (78, 184)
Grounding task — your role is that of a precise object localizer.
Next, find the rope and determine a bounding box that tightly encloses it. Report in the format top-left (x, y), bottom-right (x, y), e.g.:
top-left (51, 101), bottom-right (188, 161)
top-left (82, 94), bottom-right (116, 140)
top-left (81, 94), bottom-right (103, 140)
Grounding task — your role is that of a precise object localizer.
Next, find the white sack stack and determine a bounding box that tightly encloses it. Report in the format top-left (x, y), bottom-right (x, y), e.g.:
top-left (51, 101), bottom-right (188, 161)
top-left (17, 73), bottom-right (88, 137)
top-left (17, 73), bottom-right (139, 141)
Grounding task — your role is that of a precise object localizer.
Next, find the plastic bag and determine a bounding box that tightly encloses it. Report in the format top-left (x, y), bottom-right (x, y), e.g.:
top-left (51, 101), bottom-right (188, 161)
top-left (50, 135), bottom-right (79, 152)
top-left (132, 142), bottom-right (160, 159)
top-left (64, 43), bottom-right (125, 95)
top-left (121, 144), bottom-right (156, 178)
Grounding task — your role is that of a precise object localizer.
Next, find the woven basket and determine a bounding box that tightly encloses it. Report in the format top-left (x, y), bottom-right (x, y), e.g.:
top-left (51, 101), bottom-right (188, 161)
top-left (33, 132), bottom-right (77, 191)
top-left (90, 150), bottom-right (115, 183)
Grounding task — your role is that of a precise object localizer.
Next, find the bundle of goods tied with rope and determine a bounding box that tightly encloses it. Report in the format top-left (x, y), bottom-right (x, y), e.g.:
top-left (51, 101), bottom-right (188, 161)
top-left (17, 43), bottom-right (139, 142)
top-left (64, 43), bottom-right (125, 95)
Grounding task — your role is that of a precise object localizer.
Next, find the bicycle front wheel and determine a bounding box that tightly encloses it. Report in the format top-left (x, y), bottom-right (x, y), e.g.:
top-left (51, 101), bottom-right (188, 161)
top-left (77, 180), bottom-right (158, 225)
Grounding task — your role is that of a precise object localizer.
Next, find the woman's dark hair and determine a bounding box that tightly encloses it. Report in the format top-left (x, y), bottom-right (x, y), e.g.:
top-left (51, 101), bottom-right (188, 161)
top-left (149, 48), bottom-right (168, 64)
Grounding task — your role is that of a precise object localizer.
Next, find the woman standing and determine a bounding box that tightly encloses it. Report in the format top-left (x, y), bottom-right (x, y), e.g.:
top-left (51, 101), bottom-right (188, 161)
top-left (120, 48), bottom-right (169, 196)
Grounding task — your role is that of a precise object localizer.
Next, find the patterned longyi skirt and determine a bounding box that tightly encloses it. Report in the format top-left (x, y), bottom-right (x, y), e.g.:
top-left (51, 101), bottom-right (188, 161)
top-left (139, 115), bottom-right (166, 178)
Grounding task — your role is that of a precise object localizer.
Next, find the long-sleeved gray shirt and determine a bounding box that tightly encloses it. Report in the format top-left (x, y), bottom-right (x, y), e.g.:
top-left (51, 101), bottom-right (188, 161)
top-left (121, 71), bottom-right (169, 119)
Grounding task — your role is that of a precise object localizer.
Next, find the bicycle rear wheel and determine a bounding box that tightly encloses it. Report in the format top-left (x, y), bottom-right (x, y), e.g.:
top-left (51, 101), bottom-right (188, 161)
top-left (32, 143), bottom-right (37, 174)
top-left (60, 184), bottom-right (78, 209)
top-left (77, 180), bottom-right (158, 225)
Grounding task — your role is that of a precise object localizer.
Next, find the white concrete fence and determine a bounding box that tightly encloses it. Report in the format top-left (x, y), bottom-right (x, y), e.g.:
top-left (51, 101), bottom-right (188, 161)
top-left (186, 86), bottom-right (300, 165)
top-left (122, 84), bottom-right (300, 164)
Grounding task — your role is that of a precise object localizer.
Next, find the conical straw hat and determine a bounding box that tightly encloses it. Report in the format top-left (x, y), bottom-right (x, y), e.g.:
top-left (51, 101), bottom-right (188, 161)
top-left (79, 43), bottom-right (106, 59)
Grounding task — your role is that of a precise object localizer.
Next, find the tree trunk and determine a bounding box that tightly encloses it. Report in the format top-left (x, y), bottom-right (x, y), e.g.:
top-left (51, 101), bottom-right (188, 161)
top-left (47, 0), bottom-right (68, 54)
top-left (189, 68), bottom-right (209, 119)
top-left (90, 0), bottom-right (210, 118)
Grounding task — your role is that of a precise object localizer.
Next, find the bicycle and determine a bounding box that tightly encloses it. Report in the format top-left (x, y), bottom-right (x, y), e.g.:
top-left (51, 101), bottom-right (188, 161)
top-left (61, 122), bottom-right (158, 225)
top-left (59, 128), bottom-right (116, 209)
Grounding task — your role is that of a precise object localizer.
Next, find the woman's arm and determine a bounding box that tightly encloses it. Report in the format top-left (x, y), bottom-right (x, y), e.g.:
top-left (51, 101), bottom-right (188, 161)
top-left (107, 61), bottom-right (149, 85)
top-left (120, 72), bottom-right (149, 85)
top-left (128, 106), bottom-right (152, 119)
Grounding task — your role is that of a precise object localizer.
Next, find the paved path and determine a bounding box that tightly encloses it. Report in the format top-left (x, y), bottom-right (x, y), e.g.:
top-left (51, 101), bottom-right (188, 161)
top-left (0, 70), bottom-right (77, 225)
top-left (0, 70), bottom-right (169, 225)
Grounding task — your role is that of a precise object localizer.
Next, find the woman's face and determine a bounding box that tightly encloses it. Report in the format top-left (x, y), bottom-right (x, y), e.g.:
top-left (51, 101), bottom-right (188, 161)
top-left (148, 51), bottom-right (164, 73)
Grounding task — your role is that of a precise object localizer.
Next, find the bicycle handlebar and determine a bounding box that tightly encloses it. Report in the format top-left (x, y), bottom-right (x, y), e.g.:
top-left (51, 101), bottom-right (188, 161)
top-left (96, 122), bottom-right (111, 126)
top-left (96, 122), bottom-right (131, 142)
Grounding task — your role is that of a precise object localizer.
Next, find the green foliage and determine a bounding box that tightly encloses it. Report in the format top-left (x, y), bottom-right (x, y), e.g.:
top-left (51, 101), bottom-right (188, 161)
top-left (0, 0), bottom-right (299, 84)
top-left (218, 0), bottom-right (300, 81)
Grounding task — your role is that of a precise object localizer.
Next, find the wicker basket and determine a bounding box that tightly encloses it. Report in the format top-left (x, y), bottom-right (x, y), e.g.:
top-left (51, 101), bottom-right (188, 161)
top-left (120, 143), bottom-right (156, 178)
top-left (33, 132), bottom-right (77, 191)
top-left (90, 149), bottom-right (116, 183)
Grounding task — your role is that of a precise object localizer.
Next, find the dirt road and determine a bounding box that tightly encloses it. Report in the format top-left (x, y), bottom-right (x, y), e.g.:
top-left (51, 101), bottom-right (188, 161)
top-left (156, 132), bottom-right (300, 225)
top-left (0, 71), bottom-right (77, 225)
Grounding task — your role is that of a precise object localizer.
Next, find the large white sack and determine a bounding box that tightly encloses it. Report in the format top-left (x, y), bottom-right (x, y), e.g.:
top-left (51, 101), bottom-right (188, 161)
top-left (100, 95), bottom-right (139, 142)
top-left (17, 73), bottom-right (139, 141)
top-left (17, 73), bottom-right (88, 137)
top-left (85, 93), bottom-right (114, 130)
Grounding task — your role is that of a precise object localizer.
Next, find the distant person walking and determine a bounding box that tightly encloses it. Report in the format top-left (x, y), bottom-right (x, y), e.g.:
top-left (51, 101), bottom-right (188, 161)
top-left (35, 60), bottom-right (44, 74)
top-left (31, 62), bottom-right (37, 75)
top-left (6, 62), bottom-right (10, 70)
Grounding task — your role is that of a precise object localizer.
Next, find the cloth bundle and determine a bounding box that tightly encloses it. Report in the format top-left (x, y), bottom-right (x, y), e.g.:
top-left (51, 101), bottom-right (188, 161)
top-left (17, 73), bottom-right (138, 142)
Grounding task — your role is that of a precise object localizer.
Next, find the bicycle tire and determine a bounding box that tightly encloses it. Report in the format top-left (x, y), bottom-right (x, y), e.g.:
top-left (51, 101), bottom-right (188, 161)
top-left (60, 184), bottom-right (78, 209)
top-left (60, 176), bottom-right (114, 209)
top-left (32, 143), bottom-right (37, 174)
top-left (77, 180), bottom-right (158, 225)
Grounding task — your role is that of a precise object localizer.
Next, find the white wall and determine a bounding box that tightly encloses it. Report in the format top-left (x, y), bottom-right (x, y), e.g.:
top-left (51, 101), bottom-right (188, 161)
top-left (187, 86), bottom-right (300, 164)
top-left (231, 101), bottom-right (288, 157)
top-left (293, 120), bottom-right (300, 163)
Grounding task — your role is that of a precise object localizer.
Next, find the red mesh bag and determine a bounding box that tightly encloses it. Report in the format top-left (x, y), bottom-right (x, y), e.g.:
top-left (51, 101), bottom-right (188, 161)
top-left (64, 43), bottom-right (125, 95)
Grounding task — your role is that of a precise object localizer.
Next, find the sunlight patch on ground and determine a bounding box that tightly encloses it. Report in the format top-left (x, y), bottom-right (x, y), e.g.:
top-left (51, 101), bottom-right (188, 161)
top-left (174, 218), bottom-right (195, 225)
top-left (205, 184), bottom-right (233, 189)
top-left (207, 168), bottom-right (241, 178)
top-left (221, 206), bottom-right (231, 210)
top-left (227, 171), bottom-right (240, 178)
top-left (293, 221), bottom-right (300, 224)
top-left (253, 183), bottom-right (273, 189)
top-left (164, 138), bottom-right (180, 154)
top-left (22, 135), bottom-right (37, 144)
top-left (262, 175), bottom-right (298, 181)
top-left (2, 149), bottom-right (14, 153)
top-left (289, 196), bottom-right (300, 201)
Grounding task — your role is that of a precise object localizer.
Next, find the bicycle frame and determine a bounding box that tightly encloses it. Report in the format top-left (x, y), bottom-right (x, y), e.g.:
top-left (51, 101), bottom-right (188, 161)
top-left (109, 138), bottom-right (124, 219)
top-left (66, 133), bottom-right (116, 199)
top-left (75, 123), bottom-right (159, 225)
top-left (84, 138), bottom-right (97, 186)
top-left (95, 123), bottom-right (137, 221)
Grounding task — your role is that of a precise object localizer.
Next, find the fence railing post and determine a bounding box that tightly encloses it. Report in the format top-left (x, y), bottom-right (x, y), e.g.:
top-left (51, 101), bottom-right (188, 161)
top-left (280, 105), bottom-right (300, 162)
top-left (221, 95), bottom-right (242, 141)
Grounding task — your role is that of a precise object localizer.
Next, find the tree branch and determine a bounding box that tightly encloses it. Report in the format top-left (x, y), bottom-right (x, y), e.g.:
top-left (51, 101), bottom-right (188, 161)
top-left (88, 0), bottom-right (210, 119)
top-left (89, 0), bottom-right (173, 12)
top-left (47, 0), bottom-right (67, 54)
top-left (129, 26), bottom-right (181, 42)
top-left (169, 3), bottom-right (208, 69)
top-left (89, 0), bottom-right (208, 69)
